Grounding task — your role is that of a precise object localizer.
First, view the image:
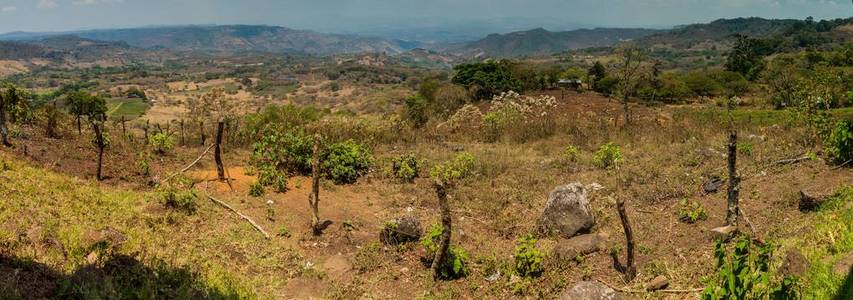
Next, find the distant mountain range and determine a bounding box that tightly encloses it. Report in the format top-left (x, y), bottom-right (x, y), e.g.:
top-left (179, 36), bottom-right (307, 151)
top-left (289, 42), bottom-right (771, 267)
top-left (0, 25), bottom-right (421, 56)
top-left (446, 27), bottom-right (661, 57)
top-left (0, 17), bottom-right (849, 61)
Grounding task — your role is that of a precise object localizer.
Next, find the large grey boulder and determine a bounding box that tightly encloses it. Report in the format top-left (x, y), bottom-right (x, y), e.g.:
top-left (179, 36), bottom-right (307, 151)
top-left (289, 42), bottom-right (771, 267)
top-left (560, 281), bottom-right (630, 300)
top-left (538, 183), bottom-right (595, 238)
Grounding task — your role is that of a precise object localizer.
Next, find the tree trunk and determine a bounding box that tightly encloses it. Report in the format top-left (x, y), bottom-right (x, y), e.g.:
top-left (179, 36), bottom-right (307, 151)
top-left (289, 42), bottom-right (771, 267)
top-left (431, 182), bottom-right (452, 280)
top-left (199, 121), bottom-right (206, 146)
top-left (93, 122), bottom-right (105, 181)
top-left (0, 103), bottom-right (10, 147)
top-left (616, 197), bottom-right (636, 281)
top-left (76, 116), bottom-right (82, 134)
top-left (46, 102), bottom-right (58, 139)
top-left (143, 120), bottom-right (149, 144)
top-left (309, 134), bottom-right (322, 235)
top-left (726, 130), bottom-right (740, 226)
top-left (120, 116), bottom-right (126, 136)
top-left (622, 95), bottom-right (631, 126)
top-left (179, 119), bottom-right (184, 145)
top-left (215, 121), bottom-right (225, 181)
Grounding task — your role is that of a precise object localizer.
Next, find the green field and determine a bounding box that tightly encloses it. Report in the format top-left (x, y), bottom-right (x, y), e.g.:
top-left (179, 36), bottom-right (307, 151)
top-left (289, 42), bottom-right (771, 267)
top-left (107, 98), bottom-right (150, 120)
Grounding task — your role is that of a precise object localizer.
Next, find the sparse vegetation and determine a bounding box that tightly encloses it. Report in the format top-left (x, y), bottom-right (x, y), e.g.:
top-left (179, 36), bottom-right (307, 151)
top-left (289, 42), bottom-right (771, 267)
top-left (0, 12), bottom-right (851, 300)
top-left (391, 153), bottom-right (419, 183)
top-left (513, 234), bottom-right (544, 278)
top-left (592, 142), bottom-right (623, 169)
top-left (149, 132), bottom-right (174, 155)
top-left (677, 199), bottom-right (708, 223)
top-left (421, 223), bottom-right (469, 279)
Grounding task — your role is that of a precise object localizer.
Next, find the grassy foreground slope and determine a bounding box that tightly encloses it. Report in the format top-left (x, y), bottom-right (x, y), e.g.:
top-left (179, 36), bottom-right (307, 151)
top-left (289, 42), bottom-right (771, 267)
top-left (0, 153), bottom-right (303, 299)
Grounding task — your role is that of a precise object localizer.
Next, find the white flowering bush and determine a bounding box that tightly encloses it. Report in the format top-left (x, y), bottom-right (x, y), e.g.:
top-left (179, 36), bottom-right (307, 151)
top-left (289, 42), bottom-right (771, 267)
top-left (438, 104), bottom-right (483, 137)
top-left (482, 91), bottom-right (557, 142)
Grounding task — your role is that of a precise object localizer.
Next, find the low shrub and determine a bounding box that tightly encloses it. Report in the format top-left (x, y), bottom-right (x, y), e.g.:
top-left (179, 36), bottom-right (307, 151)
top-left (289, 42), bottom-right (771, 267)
top-left (513, 234), bottom-right (544, 278)
top-left (737, 142), bottom-right (754, 157)
top-left (251, 127), bottom-right (314, 175)
top-left (257, 165), bottom-right (288, 193)
top-left (249, 181), bottom-right (265, 197)
top-left (322, 140), bottom-right (373, 184)
top-left (137, 151), bottom-right (151, 176)
top-left (702, 237), bottom-right (801, 299)
top-left (825, 119), bottom-right (852, 165)
top-left (160, 187), bottom-right (198, 214)
top-left (391, 153), bottom-right (419, 183)
top-left (149, 133), bottom-right (174, 155)
top-left (421, 223), bottom-right (469, 279)
top-left (677, 199), bottom-right (708, 224)
top-left (430, 152), bottom-right (476, 184)
top-left (592, 142), bottom-right (623, 169)
top-left (562, 145), bottom-right (580, 163)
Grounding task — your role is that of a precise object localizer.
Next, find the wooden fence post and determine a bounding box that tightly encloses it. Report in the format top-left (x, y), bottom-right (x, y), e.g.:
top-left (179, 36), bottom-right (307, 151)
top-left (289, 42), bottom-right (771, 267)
top-left (215, 121), bottom-right (225, 181)
top-left (310, 134), bottom-right (322, 235)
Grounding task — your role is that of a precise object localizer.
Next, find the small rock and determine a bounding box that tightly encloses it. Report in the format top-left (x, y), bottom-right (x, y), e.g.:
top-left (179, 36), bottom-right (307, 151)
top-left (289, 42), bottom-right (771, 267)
top-left (538, 183), bottom-right (595, 238)
top-left (799, 190), bottom-right (828, 211)
top-left (485, 270), bottom-right (501, 282)
top-left (85, 251), bottom-right (98, 264)
top-left (379, 215), bottom-right (422, 245)
top-left (560, 281), bottom-right (631, 300)
top-left (779, 250), bottom-right (808, 278)
top-left (710, 225), bottom-right (738, 241)
top-left (552, 233), bottom-right (608, 263)
top-left (833, 252), bottom-right (853, 276)
top-left (587, 183), bottom-right (605, 191)
top-left (646, 275), bottom-right (669, 291)
top-left (703, 176), bottom-right (724, 194)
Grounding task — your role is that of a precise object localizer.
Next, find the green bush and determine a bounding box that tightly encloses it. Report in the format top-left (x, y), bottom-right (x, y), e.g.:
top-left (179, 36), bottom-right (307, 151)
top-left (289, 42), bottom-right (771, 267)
top-left (562, 145), bottom-right (580, 162)
top-left (257, 165), bottom-right (288, 193)
top-left (404, 95), bottom-right (429, 128)
top-left (160, 187), bottom-right (198, 214)
top-left (421, 223), bottom-right (469, 279)
top-left (513, 234), bottom-right (544, 278)
top-left (249, 181), bottom-right (265, 197)
top-left (702, 237), bottom-right (801, 299)
top-left (240, 104), bottom-right (320, 143)
top-left (430, 152), bottom-right (476, 184)
top-left (322, 140), bottom-right (373, 184)
top-left (592, 143), bottom-right (623, 169)
top-left (251, 127), bottom-right (314, 175)
top-left (148, 133), bottom-right (174, 155)
top-left (825, 119), bottom-right (852, 165)
top-left (737, 142), bottom-right (754, 157)
top-left (677, 199), bottom-right (708, 224)
top-left (137, 152), bottom-right (151, 176)
top-left (391, 153), bottom-right (419, 183)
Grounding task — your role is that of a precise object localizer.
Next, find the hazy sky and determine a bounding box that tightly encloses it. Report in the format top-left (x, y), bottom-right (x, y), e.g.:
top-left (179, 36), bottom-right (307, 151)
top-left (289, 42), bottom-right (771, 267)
top-left (0, 0), bottom-right (851, 33)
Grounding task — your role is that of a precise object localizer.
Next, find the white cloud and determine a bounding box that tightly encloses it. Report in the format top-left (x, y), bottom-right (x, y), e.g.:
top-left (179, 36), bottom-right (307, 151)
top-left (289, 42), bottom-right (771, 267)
top-left (37, 0), bottom-right (59, 9)
top-left (1, 6), bottom-right (16, 12)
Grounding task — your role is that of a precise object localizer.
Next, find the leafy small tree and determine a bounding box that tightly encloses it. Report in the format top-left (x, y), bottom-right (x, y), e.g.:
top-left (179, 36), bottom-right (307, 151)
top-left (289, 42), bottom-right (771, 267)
top-left (593, 143), bottom-right (623, 169)
top-left (0, 83), bottom-right (29, 147)
top-left (149, 133), bottom-right (175, 155)
top-left (725, 35), bottom-right (767, 81)
top-left (427, 153), bottom-right (475, 280)
top-left (452, 61), bottom-right (523, 100)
